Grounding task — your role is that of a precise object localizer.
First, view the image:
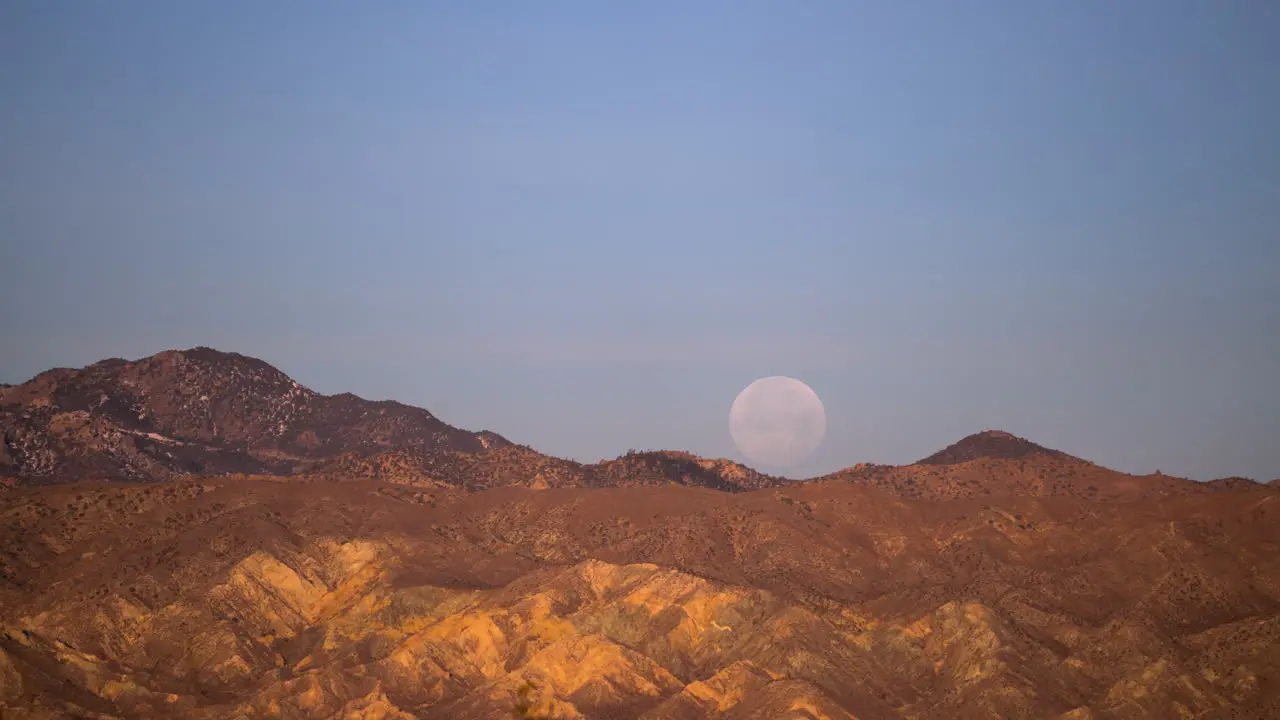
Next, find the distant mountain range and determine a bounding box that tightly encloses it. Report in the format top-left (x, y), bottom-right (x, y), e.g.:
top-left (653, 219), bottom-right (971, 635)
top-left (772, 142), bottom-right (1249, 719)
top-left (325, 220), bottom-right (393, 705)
top-left (0, 347), bottom-right (779, 492)
top-left (1, 347), bottom-right (1272, 499)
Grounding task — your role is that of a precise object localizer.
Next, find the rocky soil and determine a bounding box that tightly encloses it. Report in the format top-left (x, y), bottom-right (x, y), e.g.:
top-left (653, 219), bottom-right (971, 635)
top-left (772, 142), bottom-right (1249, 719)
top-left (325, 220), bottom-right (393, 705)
top-left (3, 347), bottom-right (1278, 718)
top-left (0, 349), bottom-right (778, 493)
top-left (1, 477), bottom-right (1278, 718)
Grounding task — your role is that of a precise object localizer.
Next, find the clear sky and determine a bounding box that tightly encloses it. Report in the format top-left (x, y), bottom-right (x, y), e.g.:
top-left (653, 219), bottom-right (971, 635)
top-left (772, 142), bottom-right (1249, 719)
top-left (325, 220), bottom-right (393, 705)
top-left (3, 2), bottom-right (1278, 480)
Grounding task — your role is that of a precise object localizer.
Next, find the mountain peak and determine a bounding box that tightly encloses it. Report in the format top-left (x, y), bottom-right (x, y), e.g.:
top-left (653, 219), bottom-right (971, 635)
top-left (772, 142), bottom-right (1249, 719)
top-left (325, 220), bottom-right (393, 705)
top-left (0, 347), bottom-right (509, 483)
top-left (915, 430), bottom-right (1066, 466)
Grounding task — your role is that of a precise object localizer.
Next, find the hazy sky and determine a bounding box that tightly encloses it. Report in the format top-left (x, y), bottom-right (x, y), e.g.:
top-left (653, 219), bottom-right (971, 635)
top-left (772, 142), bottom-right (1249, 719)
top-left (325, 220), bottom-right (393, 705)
top-left (3, 2), bottom-right (1277, 480)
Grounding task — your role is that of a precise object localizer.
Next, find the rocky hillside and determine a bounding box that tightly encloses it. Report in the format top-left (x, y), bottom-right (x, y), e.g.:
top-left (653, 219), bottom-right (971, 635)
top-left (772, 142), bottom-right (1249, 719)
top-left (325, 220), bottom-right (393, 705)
top-left (1, 477), bottom-right (1278, 718)
top-left (0, 348), bottom-right (510, 484)
top-left (590, 450), bottom-right (782, 492)
top-left (2, 350), bottom-right (1270, 500)
top-left (312, 446), bottom-right (782, 492)
top-left (817, 431), bottom-right (1223, 502)
top-left (0, 349), bottom-right (780, 493)
top-left (916, 429), bottom-right (1068, 465)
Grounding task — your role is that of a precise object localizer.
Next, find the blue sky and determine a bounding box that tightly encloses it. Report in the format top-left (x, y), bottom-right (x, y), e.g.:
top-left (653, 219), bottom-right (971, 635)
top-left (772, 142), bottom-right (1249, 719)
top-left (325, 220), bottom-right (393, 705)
top-left (3, 1), bottom-right (1277, 480)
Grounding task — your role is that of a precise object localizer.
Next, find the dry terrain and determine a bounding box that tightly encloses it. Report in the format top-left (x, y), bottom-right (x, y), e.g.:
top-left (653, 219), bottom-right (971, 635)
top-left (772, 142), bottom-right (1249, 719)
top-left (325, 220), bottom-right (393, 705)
top-left (0, 348), bottom-right (776, 493)
top-left (1, 348), bottom-right (1278, 719)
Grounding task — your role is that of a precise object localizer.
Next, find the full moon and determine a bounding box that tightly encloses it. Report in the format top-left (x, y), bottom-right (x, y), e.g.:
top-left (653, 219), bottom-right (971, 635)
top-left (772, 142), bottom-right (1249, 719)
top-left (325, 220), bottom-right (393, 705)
top-left (729, 376), bottom-right (827, 468)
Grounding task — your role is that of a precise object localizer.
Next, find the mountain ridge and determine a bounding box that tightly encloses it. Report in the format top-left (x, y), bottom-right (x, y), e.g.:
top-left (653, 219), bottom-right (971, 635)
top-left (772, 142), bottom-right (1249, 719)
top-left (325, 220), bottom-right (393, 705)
top-left (0, 347), bottom-right (510, 484)
top-left (1, 348), bottom-right (1271, 500)
top-left (0, 348), bottom-right (786, 492)
top-left (916, 429), bottom-right (1071, 465)
top-left (2, 348), bottom-right (1280, 717)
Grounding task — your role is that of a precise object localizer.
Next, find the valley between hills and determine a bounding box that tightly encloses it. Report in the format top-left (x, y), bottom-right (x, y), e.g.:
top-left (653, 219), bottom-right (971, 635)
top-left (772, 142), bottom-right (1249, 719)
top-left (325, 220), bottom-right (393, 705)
top-left (2, 348), bottom-right (1278, 719)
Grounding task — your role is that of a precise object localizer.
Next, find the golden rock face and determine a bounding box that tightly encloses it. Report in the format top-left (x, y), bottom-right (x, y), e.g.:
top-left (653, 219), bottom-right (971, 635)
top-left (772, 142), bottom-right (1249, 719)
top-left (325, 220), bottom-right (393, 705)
top-left (2, 477), bottom-right (1279, 719)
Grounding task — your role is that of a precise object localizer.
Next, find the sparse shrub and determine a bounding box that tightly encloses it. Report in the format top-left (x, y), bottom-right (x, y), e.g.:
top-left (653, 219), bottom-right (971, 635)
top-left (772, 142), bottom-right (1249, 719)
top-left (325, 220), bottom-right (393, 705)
top-left (511, 680), bottom-right (550, 719)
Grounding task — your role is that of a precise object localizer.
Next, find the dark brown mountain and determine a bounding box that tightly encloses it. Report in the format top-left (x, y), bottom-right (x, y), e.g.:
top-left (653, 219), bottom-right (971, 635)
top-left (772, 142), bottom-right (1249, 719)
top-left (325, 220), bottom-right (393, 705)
top-left (916, 430), bottom-right (1068, 466)
top-left (1, 348), bottom-right (782, 494)
top-left (817, 429), bottom-right (1236, 502)
top-left (3, 350), bottom-right (1272, 505)
top-left (312, 446), bottom-right (782, 492)
top-left (820, 456), bottom-right (1213, 502)
top-left (0, 347), bottom-right (511, 485)
top-left (591, 450), bottom-right (781, 492)
top-left (2, 349), bottom-right (1279, 718)
top-left (1205, 477), bottom-right (1266, 492)
top-left (1, 476), bottom-right (1278, 718)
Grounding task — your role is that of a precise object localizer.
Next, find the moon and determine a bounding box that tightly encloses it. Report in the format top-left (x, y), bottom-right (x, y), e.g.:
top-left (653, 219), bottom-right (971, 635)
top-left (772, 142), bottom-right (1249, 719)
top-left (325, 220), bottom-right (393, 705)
top-left (729, 376), bottom-right (827, 468)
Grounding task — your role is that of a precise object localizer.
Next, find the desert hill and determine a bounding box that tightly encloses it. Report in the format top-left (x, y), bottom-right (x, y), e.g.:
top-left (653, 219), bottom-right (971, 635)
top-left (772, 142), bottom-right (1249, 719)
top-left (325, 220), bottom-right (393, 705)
top-left (1205, 476), bottom-right (1270, 491)
top-left (0, 348), bottom-right (510, 484)
top-left (817, 430), bottom-right (1223, 502)
top-left (0, 349), bottom-right (780, 493)
top-left (311, 447), bottom-right (782, 493)
top-left (3, 349), bottom-right (1268, 502)
top-left (2, 348), bottom-right (1279, 717)
top-left (916, 429), bottom-right (1069, 466)
top-left (1, 475), bottom-right (1278, 718)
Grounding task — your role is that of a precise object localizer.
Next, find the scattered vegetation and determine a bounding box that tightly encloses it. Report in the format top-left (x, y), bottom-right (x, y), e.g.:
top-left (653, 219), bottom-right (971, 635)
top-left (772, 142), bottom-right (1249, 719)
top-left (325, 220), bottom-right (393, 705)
top-left (511, 681), bottom-right (551, 719)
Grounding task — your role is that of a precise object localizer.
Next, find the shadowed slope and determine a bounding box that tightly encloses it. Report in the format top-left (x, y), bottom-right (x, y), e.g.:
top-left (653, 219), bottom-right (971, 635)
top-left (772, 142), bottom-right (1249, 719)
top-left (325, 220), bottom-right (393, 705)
top-left (816, 430), bottom-right (1226, 502)
top-left (0, 350), bottom-right (781, 493)
top-left (0, 347), bottom-right (509, 484)
top-left (3, 351), bottom-right (1272, 502)
top-left (310, 446), bottom-right (782, 492)
top-left (917, 430), bottom-right (1069, 466)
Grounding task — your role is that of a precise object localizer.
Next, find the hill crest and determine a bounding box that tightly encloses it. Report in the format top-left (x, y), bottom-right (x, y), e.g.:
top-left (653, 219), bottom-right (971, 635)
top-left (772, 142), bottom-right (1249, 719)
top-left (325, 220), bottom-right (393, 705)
top-left (916, 429), bottom-right (1070, 466)
top-left (0, 347), bottom-right (509, 483)
top-left (3, 348), bottom-right (1272, 500)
